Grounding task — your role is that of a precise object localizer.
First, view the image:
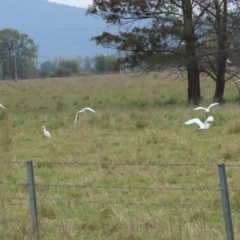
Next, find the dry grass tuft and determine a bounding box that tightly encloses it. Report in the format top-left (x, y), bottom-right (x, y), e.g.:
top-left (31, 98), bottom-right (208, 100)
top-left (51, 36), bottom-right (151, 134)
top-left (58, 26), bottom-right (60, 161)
top-left (0, 118), bottom-right (13, 152)
top-left (222, 143), bottom-right (240, 160)
top-left (228, 121), bottom-right (240, 134)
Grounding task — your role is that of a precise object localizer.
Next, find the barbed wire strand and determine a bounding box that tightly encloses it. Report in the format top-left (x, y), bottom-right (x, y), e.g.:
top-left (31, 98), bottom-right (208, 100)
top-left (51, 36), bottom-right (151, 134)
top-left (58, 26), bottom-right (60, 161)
top-left (0, 161), bottom-right (221, 167)
top-left (0, 182), bottom-right (222, 192)
top-left (3, 182), bottom-right (240, 192)
top-left (2, 161), bottom-right (240, 168)
top-left (0, 197), bottom-right (218, 209)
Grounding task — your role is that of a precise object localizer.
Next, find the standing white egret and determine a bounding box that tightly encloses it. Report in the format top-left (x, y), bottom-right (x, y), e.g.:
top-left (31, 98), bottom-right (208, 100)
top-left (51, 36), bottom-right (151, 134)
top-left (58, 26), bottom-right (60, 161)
top-left (42, 126), bottom-right (51, 138)
top-left (75, 107), bottom-right (96, 124)
top-left (194, 103), bottom-right (219, 113)
top-left (0, 103), bottom-right (7, 109)
top-left (185, 116), bottom-right (214, 130)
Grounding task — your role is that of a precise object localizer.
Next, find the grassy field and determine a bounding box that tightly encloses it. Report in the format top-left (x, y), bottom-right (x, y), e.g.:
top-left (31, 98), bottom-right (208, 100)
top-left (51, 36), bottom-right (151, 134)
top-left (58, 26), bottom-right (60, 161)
top-left (1, 73), bottom-right (240, 239)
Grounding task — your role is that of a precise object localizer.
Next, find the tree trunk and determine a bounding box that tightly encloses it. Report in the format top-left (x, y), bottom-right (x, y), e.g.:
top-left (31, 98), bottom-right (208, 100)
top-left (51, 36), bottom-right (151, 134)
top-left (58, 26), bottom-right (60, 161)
top-left (183, 0), bottom-right (201, 105)
top-left (213, 79), bottom-right (225, 103)
top-left (213, 0), bottom-right (227, 103)
top-left (213, 62), bottom-right (225, 103)
top-left (187, 62), bottom-right (201, 105)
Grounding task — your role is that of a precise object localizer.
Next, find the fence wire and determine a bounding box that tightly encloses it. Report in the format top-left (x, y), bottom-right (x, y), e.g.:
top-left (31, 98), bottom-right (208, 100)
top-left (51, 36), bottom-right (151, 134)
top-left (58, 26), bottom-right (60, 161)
top-left (1, 160), bottom-right (240, 168)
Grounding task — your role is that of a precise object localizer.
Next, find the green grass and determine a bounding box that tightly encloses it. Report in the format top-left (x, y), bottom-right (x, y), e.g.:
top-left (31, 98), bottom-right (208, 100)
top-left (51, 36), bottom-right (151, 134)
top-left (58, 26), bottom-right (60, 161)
top-left (1, 73), bottom-right (240, 239)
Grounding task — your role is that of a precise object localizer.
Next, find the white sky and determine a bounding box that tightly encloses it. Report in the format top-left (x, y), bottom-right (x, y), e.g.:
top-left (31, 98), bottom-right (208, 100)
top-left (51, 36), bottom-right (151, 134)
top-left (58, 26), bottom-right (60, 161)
top-left (48, 0), bottom-right (93, 8)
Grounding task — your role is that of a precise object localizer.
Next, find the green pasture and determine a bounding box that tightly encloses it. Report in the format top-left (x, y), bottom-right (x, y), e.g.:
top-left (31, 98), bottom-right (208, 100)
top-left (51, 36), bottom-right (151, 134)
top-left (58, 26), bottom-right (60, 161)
top-left (1, 73), bottom-right (240, 239)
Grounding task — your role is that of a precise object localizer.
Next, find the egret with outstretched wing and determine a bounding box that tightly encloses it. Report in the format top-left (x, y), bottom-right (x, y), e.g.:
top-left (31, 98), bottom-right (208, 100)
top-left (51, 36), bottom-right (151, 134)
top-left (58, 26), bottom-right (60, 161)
top-left (185, 116), bottom-right (214, 130)
top-left (75, 107), bottom-right (96, 124)
top-left (194, 103), bottom-right (219, 113)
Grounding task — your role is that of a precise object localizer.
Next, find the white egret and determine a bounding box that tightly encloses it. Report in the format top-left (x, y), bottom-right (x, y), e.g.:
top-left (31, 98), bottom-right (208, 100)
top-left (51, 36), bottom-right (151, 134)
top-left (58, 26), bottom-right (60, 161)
top-left (185, 116), bottom-right (214, 130)
top-left (0, 103), bottom-right (7, 109)
top-left (194, 103), bottom-right (219, 113)
top-left (42, 126), bottom-right (51, 138)
top-left (75, 107), bottom-right (96, 124)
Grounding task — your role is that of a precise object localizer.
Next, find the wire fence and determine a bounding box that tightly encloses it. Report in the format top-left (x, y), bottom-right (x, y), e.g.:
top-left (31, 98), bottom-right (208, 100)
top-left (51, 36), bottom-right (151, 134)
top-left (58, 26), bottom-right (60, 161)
top-left (0, 161), bottom-right (239, 239)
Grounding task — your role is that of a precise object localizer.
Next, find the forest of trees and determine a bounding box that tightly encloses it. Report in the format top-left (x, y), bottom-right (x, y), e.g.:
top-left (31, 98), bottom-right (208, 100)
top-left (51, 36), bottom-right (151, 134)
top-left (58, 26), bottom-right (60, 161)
top-left (39, 54), bottom-right (119, 77)
top-left (0, 28), bottom-right (119, 79)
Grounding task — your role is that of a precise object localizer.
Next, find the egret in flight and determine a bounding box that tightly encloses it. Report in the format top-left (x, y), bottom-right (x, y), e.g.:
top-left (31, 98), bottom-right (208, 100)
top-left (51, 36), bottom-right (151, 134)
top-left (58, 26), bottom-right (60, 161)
top-left (42, 126), bottom-right (51, 138)
top-left (185, 116), bottom-right (214, 130)
top-left (75, 107), bottom-right (96, 124)
top-left (194, 103), bottom-right (219, 113)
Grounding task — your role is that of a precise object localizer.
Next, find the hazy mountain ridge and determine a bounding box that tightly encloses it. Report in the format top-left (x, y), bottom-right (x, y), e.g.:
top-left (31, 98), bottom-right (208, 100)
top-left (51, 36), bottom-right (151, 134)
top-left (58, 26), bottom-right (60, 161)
top-left (0, 0), bottom-right (114, 63)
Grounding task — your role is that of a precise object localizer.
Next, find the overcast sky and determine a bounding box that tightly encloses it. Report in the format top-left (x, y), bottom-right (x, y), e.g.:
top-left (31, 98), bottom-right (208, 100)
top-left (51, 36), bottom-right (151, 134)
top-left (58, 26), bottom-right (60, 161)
top-left (48, 0), bottom-right (92, 8)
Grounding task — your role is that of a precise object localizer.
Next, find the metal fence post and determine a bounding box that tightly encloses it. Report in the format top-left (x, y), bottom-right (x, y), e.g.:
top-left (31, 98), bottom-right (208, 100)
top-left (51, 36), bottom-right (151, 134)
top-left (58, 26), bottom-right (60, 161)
top-left (26, 160), bottom-right (40, 240)
top-left (218, 163), bottom-right (234, 240)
